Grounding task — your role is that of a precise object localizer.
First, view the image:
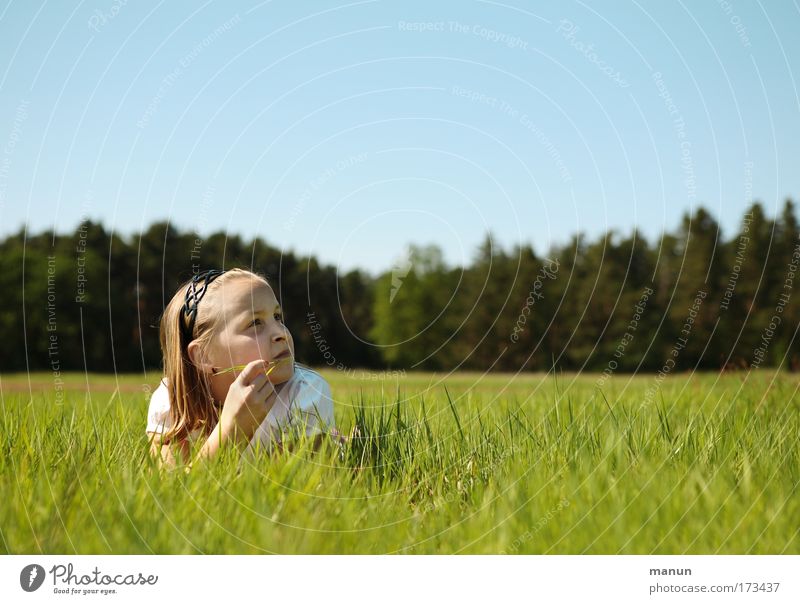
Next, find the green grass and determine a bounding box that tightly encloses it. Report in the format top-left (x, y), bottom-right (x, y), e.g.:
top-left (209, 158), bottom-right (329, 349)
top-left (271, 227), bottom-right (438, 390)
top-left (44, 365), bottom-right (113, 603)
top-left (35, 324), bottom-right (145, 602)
top-left (1, 369), bottom-right (798, 554)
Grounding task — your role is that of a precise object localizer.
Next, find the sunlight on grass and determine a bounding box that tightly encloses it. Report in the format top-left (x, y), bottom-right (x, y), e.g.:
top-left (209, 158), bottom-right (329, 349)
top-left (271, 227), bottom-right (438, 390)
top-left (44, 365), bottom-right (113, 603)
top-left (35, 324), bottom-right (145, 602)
top-left (1, 370), bottom-right (798, 554)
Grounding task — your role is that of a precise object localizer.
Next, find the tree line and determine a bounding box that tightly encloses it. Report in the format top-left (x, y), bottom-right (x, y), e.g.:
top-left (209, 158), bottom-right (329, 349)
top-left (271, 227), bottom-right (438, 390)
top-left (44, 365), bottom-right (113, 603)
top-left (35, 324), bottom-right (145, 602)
top-left (1, 199), bottom-right (799, 374)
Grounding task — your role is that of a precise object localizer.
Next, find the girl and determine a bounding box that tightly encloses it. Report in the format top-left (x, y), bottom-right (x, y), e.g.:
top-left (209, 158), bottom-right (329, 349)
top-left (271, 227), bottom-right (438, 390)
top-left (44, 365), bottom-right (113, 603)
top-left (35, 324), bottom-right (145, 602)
top-left (146, 268), bottom-right (337, 470)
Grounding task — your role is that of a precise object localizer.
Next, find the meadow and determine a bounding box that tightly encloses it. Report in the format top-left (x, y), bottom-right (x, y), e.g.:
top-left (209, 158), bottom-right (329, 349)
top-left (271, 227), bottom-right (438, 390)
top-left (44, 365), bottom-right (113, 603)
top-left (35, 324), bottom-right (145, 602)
top-left (1, 368), bottom-right (798, 554)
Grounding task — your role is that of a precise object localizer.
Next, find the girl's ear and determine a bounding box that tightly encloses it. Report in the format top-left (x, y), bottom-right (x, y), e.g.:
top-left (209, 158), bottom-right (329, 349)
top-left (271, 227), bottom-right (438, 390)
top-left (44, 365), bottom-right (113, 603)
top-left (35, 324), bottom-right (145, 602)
top-left (187, 341), bottom-right (215, 374)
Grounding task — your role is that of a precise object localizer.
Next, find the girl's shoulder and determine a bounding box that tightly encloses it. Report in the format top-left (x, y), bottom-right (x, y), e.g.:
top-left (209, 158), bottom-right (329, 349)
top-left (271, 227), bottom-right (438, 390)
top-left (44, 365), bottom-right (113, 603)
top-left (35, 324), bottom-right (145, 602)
top-left (292, 362), bottom-right (325, 380)
top-left (282, 363), bottom-right (335, 427)
top-left (146, 377), bottom-right (172, 435)
top-left (149, 377), bottom-right (170, 409)
top-left (290, 363), bottom-right (330, 391)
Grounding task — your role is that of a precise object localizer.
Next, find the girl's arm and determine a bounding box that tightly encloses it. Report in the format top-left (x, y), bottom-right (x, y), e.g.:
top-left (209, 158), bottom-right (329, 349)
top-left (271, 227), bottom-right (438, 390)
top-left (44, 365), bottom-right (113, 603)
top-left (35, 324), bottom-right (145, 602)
top-left (147, 432), bottom-right (191, 470)
top-left (189, 420), bottom-right (252, 467)
top-left (148, 360), bottom-right (278, 472)
top-left (188, 362), bottom-right (281, 469)
top-left (144, 415), bottom-right (260, 474)
top-left (147, 427), bottom-right (235, 472)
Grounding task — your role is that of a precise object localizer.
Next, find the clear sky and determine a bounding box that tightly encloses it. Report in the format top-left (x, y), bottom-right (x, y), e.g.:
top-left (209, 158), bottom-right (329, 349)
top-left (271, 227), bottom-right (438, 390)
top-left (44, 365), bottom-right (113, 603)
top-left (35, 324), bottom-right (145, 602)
top-left (0, 1), bottom-right (798, 274)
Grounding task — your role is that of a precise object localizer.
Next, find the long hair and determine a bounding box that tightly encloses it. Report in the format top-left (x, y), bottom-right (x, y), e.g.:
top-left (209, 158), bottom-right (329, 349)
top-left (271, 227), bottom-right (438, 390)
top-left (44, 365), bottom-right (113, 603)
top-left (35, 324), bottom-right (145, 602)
top-left (158, 268), bottom-right (269, 443)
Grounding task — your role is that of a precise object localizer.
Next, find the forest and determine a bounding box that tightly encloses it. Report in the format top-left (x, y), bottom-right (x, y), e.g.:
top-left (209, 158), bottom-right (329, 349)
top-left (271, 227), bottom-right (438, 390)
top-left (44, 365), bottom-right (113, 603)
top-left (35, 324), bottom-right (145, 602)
top-left (1, 199), bottom-right (798, 373)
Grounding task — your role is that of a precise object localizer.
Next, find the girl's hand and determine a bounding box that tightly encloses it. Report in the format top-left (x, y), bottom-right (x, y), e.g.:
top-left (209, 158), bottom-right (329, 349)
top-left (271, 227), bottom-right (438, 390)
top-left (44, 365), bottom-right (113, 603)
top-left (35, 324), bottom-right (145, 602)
top-left (217, 359), bottom-right (277, 446)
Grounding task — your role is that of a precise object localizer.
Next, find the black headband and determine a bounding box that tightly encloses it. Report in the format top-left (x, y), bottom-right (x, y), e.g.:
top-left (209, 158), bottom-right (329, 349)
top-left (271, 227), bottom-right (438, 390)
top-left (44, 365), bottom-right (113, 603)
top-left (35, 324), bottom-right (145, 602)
top-left (180, 269), bottom-right (226, 342)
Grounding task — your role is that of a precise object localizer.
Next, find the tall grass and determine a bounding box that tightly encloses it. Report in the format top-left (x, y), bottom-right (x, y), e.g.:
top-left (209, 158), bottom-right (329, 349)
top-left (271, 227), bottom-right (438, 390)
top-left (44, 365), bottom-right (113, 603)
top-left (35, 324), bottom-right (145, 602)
top-left (0, 370), bottom-right (798, 554)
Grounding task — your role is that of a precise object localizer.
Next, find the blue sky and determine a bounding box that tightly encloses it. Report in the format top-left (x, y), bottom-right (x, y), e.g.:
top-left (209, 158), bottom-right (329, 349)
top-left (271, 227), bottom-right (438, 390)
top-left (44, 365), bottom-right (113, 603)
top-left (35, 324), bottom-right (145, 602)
top-left (0, 0), bottom-right (798, 274)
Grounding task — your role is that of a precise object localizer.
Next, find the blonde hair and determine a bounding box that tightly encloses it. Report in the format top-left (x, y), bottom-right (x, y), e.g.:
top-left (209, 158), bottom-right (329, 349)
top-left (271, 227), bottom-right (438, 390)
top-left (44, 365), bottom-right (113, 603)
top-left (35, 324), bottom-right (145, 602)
top-left (158, 268), bottom-right (269, 443)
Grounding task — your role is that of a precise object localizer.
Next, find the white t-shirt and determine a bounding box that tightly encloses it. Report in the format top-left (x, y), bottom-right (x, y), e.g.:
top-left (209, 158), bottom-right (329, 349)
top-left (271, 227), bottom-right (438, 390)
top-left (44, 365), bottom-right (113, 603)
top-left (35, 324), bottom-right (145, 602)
top-left (146, 363), bottom-right (335, 455)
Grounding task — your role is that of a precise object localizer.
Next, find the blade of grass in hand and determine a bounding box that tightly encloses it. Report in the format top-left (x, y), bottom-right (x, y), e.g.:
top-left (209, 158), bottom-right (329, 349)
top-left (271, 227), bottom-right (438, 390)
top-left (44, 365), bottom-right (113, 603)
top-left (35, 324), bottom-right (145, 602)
top-left (212, 356), bottom-right (292, 376)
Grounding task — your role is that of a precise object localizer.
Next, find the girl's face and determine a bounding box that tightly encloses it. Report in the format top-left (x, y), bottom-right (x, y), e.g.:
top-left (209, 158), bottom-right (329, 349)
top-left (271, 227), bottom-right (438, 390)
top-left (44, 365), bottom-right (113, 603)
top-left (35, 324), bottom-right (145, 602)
top-left (206, 278), bottom-right (295, 387)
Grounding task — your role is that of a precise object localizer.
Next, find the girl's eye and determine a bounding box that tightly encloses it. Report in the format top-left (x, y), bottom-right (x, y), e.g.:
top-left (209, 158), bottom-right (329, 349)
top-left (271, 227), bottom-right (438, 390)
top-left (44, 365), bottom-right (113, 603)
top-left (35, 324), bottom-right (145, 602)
top-left (274, 312), bottom-right (284, 322)
top-left (250, 318), bottom-right (263, 328)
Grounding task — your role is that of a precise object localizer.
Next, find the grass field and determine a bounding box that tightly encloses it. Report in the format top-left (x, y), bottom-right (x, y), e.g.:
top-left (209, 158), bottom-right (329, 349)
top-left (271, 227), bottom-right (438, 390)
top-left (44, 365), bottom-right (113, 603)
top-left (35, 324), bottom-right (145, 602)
top-left (1, 369), bottom-right (798, 554)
